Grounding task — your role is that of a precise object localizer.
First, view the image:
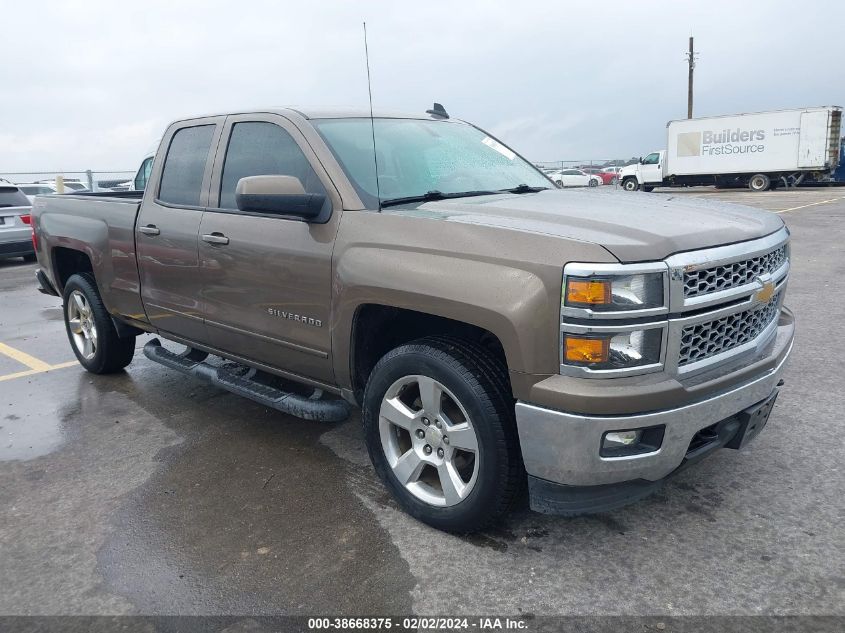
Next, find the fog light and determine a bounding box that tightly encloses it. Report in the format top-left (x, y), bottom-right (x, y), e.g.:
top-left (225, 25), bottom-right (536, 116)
top-left (603, 430), bottom-right (642, 448)
top-left (600, 425), bottom-right (665, 458)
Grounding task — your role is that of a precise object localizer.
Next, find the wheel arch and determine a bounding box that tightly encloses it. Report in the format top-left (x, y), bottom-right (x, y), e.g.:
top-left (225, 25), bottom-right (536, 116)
top-left (347, 304), bottom-right (512, 405)
top-left (52, 246), bottom-right (94, 292)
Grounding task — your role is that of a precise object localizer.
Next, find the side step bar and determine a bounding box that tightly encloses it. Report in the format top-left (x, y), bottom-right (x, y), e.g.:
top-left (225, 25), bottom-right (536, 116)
top-left (143, 338), bottom-right (350, 422)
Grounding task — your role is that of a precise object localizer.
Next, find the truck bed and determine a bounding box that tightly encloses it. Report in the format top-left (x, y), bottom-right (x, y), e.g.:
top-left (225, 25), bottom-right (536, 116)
top-left (32, 192), bottom-right (146, 321)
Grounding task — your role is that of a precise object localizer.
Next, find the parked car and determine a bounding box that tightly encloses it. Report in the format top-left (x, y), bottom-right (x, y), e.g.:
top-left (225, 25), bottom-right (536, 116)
top-left (35, 179), bottom-right (89, 193)
top-left (0, 184), bottom-right (35, 261)
top-left (550, 169), bottom-right (601, 187)
top-left (17, 183), bottom-right (58, 203)
top-left (600, 166), bottom-right (622, 185)
top-left (32, 106), bottom-right (793, 533)
top-left (581, 167), bottom-right (617, 186)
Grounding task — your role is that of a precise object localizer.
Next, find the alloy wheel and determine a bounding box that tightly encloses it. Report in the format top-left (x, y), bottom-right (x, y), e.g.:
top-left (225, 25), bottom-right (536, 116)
top-left (378, 374), bottom-right (480, 507)
top-left (67, 290), bottom-right (98, 360)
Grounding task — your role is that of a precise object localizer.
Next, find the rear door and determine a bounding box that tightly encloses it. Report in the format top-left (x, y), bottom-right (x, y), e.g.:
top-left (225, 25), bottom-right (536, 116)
top-left (136, 117), bottom-right (223, 342)
top-left (198, 114), bottom-right (341, 383)
top-left (797, 110), bottom-right (831, 168)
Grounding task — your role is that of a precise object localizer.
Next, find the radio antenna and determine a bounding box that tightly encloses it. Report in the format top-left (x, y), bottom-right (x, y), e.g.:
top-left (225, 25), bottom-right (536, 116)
top-left (363, 22), bottom-right (381, 211)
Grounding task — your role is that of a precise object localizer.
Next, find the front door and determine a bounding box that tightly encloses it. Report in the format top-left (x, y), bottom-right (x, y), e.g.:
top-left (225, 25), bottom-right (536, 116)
top-left (198, 115), bottom-right (341, 383)
top-left (639, 152), bottom-right (663, 184)
top-left (136, 118), bottom-right (223, 342)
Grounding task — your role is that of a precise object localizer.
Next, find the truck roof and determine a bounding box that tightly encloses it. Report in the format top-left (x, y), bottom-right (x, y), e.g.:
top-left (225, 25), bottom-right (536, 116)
top-left (666, 105), bottom-right (842, 125)
top-left (171, 107), bottom-right (452, 125)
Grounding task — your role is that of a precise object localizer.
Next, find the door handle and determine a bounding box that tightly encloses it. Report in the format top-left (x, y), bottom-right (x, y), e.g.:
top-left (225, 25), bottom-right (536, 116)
top-left (139, 224), bottom-right (160, 236)
top-left (202, 233), bottom-right (229, 245)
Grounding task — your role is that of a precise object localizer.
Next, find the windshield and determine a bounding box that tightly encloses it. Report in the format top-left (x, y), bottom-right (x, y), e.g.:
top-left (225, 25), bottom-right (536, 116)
top-left (313, 118), bottom-right (550, 207)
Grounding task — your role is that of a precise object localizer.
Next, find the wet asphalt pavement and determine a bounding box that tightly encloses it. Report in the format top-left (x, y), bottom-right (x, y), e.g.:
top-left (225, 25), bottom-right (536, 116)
top-left (1, 188), bottom-right (843, 618)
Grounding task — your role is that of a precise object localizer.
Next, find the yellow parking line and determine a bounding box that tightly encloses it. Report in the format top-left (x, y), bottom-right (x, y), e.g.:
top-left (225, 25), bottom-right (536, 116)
top-left (0, 341), bottom-right (53, 371)
top-left (776, 196), bottom-right (845, 214)
top-left (0, 360), bottom-right (78, 383)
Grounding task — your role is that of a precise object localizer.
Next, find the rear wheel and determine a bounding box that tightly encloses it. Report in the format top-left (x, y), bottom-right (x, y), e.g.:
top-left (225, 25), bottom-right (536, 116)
top-left (622, 178), bottom-right (639, 191)
top-left (362, 336), bottom-right (523, 533)
top-left (63, 273), bottom-right (136, 374)
top-left (748, 173), bottom-right (771, 191)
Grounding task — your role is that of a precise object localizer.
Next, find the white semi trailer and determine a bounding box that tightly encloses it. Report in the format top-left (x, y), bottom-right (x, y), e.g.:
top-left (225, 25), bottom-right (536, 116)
top-left (620, 106), bottom-right (842, 192)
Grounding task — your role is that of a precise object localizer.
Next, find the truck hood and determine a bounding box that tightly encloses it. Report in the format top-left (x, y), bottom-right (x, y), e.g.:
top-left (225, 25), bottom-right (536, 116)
top-left (393, 189), bottom-right (784, 262)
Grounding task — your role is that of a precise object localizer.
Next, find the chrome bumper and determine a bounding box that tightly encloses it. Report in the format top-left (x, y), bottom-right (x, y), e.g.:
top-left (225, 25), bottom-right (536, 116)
top-left (516, 326), bottom-right (793, 487)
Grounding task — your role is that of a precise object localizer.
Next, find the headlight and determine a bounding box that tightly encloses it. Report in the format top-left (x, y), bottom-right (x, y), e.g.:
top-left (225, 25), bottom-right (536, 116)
top-left (564, 273), bottom-right (664, 310)
top-left (562, 328), bottom-right (663, 371)
top-left (562, 262), bottom-right (668, 318)
top-left (560, 262), bottom-right (669, 377)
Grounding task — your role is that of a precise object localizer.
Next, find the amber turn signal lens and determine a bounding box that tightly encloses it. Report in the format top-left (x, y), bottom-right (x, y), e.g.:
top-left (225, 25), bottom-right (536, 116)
top-left (566, 279), bottom-right (611, 305)
top-left (564, 336), bottom-right (609, 364)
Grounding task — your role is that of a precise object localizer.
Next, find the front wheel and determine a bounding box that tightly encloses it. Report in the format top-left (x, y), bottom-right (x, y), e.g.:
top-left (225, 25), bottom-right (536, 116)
top-left (588, 178), bottom-right (598, 187)
top-left (362, 337), bottom-right (523, 533)
top-left (63, 273), bottom-right (136, 374)
top-left (622, 178), bottom-right (639, 191)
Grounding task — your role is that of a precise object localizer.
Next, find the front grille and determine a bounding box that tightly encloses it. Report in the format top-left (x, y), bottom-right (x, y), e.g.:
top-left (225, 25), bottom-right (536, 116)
top-left (679, 292), bottom-right (781, 366)
top-left (683, 245), bottom-right (787, 298)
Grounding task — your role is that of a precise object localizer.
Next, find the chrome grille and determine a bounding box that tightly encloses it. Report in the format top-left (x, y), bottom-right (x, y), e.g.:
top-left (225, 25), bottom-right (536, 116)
top-left (679, 292), bottom-right (781, 366)
top-left (683, 245), bottom-right (787, 298)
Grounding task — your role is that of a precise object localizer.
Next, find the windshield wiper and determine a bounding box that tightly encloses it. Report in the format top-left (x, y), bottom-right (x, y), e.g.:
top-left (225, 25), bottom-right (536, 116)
top-left (500, 184), bottom-right (548, 194)
top-left (380, 189), bottom-right (498, 208)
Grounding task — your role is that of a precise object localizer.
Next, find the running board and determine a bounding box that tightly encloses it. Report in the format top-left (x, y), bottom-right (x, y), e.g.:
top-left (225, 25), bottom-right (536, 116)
top-left (143, 338), bottom-right (350, 422)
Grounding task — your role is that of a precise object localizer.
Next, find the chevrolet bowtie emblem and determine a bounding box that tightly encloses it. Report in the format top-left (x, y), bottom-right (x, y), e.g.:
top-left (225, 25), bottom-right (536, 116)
top-left (755, 279), bottom-right (775, 303)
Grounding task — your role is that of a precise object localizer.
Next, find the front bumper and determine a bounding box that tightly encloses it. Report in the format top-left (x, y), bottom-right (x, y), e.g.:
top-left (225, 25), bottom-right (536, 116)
top-left (515, 316), bottom-right (793, 495)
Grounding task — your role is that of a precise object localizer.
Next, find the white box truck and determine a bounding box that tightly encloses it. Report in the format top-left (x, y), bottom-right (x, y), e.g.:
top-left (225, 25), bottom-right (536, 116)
top-left (619, 106), bottom-right (842, 192)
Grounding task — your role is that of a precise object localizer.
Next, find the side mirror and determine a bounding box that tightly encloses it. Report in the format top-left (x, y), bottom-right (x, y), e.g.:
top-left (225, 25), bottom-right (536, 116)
top-left (638, 156), bottom-right (644, 164)
top-left (235, 175), bottom-right (326, 219)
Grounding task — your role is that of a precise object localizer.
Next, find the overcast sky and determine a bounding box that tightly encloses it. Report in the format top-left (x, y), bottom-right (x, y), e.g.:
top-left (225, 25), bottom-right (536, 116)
top-left (1, 0), bottom-right (841, 174)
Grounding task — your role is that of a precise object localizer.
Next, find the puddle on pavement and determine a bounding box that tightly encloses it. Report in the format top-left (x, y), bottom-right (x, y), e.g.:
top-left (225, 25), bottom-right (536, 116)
top-left (97, 365), bottom-right (415, 614)
top-left (0, 373), bottom-right (77, 461)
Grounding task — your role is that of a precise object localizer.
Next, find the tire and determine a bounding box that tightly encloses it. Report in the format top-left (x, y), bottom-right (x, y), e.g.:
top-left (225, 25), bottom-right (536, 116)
top-left (23, 254), bottom-right (37, 263)
top-left (362, 336), bottom-right (523, 533)
top-left (642, 185), bottom-right (655, 192)
top-left (622, 178), bottom-right (639, 191)
top-left (610, 177), bottom-right (618, 186)
top-left (748, 173), bottom-right (771, 192)
top-left (588, 178), bottom-right (598, 187)
top-left (62, 273), bottom-right (136, 374)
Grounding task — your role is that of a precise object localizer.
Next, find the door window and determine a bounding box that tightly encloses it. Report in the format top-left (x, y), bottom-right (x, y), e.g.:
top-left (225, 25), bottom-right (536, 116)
top-left (158, 125), bottom-right (215, 206)
top-left (218, 121), bottom-right (326, 211)
top-left (642, 153), bottom-right (660, 165)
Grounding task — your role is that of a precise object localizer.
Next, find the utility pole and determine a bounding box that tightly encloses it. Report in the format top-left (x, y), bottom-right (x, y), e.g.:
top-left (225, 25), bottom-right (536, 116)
top-left (686, 36), bottom-right (696, 119)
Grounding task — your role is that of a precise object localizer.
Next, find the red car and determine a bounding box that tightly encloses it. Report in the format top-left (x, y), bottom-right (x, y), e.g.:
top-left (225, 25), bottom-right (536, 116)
top-left (582, 167), bottom-right (620, 185)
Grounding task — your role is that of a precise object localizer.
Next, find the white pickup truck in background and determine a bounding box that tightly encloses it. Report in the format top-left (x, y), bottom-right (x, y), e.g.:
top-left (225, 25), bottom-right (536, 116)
top-left (620, 106), bottom-right (842, 192)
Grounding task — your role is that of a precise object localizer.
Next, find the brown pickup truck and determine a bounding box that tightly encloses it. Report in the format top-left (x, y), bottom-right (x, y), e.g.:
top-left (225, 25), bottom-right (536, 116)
top-left (31, 107), bottom-right (794, 532)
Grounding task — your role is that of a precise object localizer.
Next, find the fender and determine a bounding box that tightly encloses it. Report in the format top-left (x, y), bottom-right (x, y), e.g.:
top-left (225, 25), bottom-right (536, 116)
top-left (329, 211), bottom-right (616, 390)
